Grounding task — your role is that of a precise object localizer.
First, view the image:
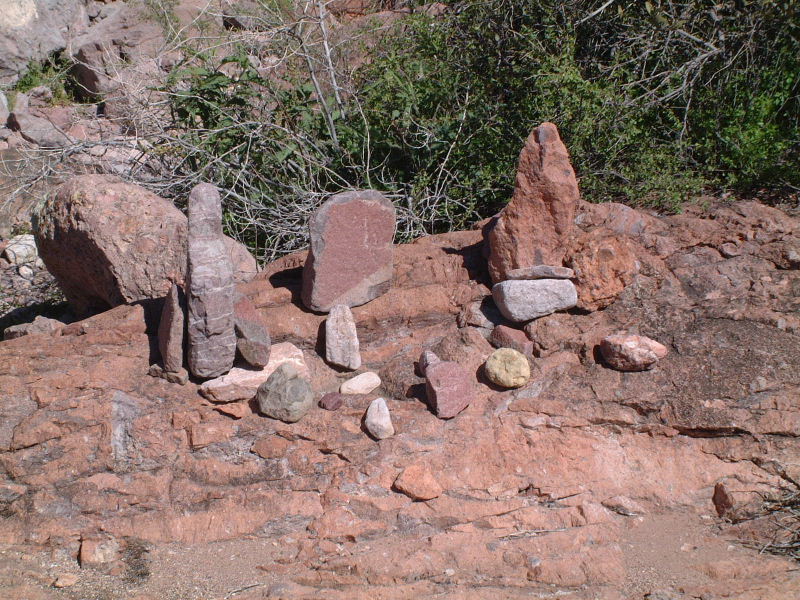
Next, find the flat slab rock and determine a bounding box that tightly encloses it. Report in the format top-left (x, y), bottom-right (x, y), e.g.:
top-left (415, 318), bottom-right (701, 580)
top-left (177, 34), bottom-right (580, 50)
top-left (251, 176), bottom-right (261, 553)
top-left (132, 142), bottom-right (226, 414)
top-left (492, 279), bottom-right (577, 323)
top-left (506, 264), bottom-right (574, 280)
top-left (199, 342), bottom-right (308, 403)
top-left (302, 190), bottom-right (396, 312)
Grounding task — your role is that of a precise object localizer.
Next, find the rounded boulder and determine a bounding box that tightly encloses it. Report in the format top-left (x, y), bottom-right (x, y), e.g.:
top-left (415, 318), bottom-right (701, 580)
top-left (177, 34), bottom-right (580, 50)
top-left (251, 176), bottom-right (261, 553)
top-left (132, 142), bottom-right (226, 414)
top-left (484, 348), bottom-right (531, 388)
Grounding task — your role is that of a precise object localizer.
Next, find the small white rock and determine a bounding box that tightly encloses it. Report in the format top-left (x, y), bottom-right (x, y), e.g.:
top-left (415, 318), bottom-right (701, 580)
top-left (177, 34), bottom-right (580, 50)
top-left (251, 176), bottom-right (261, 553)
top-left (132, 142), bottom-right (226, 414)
top-left (365, 397), bottom-right (394, 440)
top-left (340, 371), bottom-right (381, 394)
top-left (17, 264), bottom-right (35, 279)
top-left (325, 304), bottom-right (361, 370)
top-left (3, 234), bottom-right (38, 265)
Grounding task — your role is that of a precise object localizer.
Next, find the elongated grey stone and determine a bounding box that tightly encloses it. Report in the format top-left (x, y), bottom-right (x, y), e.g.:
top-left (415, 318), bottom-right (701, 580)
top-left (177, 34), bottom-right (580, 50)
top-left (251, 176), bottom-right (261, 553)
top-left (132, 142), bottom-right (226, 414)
top-left (186, 183), bottom-right (236, 378)
top-left (492, 279), bottom-right (577, 323)
top-left (325, 304), bottom-right (361, 370)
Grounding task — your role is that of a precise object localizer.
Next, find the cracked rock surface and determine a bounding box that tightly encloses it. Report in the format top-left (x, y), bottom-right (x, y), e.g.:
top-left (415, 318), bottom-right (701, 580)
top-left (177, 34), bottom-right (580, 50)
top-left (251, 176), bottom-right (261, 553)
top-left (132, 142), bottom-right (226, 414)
top-left (0, 199), bottom-right (798, 599)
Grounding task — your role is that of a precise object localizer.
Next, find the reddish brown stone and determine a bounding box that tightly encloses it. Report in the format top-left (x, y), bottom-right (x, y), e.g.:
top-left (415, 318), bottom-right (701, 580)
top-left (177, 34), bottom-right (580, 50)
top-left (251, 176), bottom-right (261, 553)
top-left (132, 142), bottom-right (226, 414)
top-left (425, 361), bottom-right (473, 419)
top-left (394, 463), bottom-right (443, 501)
top-left (302, 190), bottom-right (396, 312)
top-left (567, 228), bottom-right (640, 311)
top-left (487, 123), bottom-right (580, 282)
top-left (490, 325), bottom-right (533, 356)
top-left (712, 482), bottom-right (735, 518)
top-left (319, 392), bottom-right (345, 411)
top-left (233, 293), bottom-right (271, 368)
top-left (158, 283), bottom-right (185, 372)
top-left (188, 421), bottom-right (235, 449)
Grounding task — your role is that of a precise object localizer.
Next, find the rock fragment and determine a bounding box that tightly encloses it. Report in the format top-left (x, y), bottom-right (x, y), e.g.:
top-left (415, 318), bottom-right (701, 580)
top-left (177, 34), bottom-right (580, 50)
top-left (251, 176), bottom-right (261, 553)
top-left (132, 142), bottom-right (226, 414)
top-left (416, 350), bottom-right (441, 376)
top-left (256, 363), bottom-right (313, 423)
top-left (233, 293), bottom-right (271, 368)
top-left (492, 279), bottom-right (577, 323)
top-left (3, 315), bottom-right (63, 340)
top-left (488, 122), bottom-right (580, 282)
top-left (2, 234), bottom-right (38, 265)
top-left (148, 364), bottom-right (189, 385)
top-left (489, 325), bottom-right (533, 356)
top-left (319, 392), bottom-right (346, 411)
top-left (484, 348), bottom-right (530, 388)
top-left (394, 464), bottom-right (442, 501)
top-left (599, 334), bottom-right (668, 372)
top-left (365, 397), bottom-right (394, 440)
top-left (506, 264), bottom-right (574, 280)
top-left (186, 183), bottom-right (237, 378)
top-left (158, 283), bottom-right (185, 372)
top-left (325, 304), bottom-right (361, 370)
top-left (340, 371), bottom-right (381, 395)
top-left (425, 361), bottom-right (473, 419)
top-left (199, 342), bottom-right (308, 403)
top-left (302, 190), bottom-right (396, 312)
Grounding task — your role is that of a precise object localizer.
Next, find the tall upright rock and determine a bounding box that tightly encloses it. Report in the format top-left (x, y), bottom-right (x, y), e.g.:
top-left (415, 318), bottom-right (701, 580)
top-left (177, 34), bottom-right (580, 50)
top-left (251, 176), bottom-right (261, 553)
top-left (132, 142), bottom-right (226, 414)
top-left (302, 190), bottom-right (396, 313)
top-left (186, 183), bottom-right (236, 378)
top-left (487, 122), bottom-right (580, 283)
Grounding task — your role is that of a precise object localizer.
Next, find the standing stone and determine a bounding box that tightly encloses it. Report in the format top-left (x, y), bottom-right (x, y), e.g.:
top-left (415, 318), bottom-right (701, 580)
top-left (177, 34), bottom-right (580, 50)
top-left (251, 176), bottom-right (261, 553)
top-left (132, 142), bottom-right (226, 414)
top-left (325, 304), bottom-right (361, 370)
top-left (302, 190), bottom-right (396, 312)
top-left (425, 361), bottom-right (473, 419)
top-left (487, 122), bottom-right (580, 283)
top-left (186, 183), bottom-right (236, 378)
top-left (256, 363), bottom-right (313, 423)
top-left (492, 279), bottom-right (577, 323)
top-left (233, 293), bottom-right (271, 368)
top-left (365, 397), bottom-right (394, 440)
top-left (158, 283), bottom-right (185, 373)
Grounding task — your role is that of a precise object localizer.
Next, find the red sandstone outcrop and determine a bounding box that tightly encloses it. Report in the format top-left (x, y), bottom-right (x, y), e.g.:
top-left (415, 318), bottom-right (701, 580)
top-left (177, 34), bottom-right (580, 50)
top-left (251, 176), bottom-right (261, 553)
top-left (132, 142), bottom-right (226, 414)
top-left (1, 199), bottom-right (799, 599)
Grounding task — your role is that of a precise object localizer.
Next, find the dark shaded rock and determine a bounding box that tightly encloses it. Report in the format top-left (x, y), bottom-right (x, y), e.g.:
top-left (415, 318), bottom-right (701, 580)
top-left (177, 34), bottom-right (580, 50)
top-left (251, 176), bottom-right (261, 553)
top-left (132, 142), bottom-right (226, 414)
top-left (158, 283), bottom-right (185, 372)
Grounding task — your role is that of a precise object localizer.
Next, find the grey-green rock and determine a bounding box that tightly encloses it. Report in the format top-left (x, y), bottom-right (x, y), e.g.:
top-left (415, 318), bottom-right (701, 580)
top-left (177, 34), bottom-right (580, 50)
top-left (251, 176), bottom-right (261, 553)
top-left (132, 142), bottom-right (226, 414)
top-left (256, 363), bottom-right (313, 423)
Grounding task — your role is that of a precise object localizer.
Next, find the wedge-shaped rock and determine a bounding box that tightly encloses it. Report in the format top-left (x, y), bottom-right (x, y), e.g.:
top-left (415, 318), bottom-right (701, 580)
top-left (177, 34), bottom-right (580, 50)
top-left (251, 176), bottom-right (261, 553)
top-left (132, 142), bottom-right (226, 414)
top-left (199, 342), bottom-right (308, 403)
top-left (234, 293), bottom-right (271, 368)
top-left (158, 283), bottom-right (185, 373)
top-left (487, 122), bottom-right (580, 283)
top-left (302, 190), bottom-right (396, 312)
top-left (492, 279), bottom-right (577, 323)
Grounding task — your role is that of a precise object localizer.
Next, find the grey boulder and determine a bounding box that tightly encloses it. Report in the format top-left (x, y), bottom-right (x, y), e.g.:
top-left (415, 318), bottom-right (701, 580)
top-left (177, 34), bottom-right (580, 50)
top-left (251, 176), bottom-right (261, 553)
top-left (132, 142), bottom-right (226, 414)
top-left (492, 279), bottom-right (577, 323)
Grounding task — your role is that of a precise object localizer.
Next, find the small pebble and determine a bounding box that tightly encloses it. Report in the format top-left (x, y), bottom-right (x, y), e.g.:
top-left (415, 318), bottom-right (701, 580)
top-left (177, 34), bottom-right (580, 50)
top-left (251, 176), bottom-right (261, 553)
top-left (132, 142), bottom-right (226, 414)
top-left (319, 392), bottom-right (345, 411)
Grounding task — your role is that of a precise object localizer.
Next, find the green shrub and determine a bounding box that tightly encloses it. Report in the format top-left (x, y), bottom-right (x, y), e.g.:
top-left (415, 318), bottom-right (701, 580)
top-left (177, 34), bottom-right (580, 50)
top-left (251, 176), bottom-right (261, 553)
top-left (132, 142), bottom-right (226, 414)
top-left (160, 0), bottom-right (799, 259)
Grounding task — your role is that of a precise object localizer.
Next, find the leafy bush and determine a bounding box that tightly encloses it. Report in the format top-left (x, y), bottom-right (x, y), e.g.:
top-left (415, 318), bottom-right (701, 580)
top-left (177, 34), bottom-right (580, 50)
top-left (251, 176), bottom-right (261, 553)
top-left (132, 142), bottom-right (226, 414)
top-left (159, 0), bottom-right (799, 259)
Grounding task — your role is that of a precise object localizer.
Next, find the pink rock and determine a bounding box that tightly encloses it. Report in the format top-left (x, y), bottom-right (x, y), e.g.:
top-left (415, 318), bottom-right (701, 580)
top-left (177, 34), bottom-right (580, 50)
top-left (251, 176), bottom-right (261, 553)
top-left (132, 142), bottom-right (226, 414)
top-left (186, 183), bottom-right (237, 378)
top-left (233, 293), bottom-right (271, 368)
top-left (425, 361), bottom-right (473, 419)
top-left (199, 342), bottom-right (308, 402)
top-left (302, 190), bottom-right (396, 312)
top-left (599, 334), bottom-right (668, 371)
top-left (158, 283), bottom-right (185, 372)
top-left (489, 325), bottom-right (533, 356)
top-left (487, 123), bottom-right (580, 283)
